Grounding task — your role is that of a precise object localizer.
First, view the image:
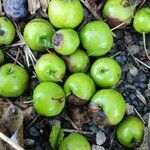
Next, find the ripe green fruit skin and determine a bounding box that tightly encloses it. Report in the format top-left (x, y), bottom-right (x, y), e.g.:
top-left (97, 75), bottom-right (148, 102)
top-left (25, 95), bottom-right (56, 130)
top-left (64, 73), bottom-right (96, 101)
top-left (33, 82), bottom-right (65, 117)
top-left (48, 0), bottom-right (83, 28)
top-left (133, 8), bottom-right (150, 34)
top-left (102, 0), bottom-right (132, 28)
top-left (0, 63), bottom-right (29, 97)
top-left (35, 53), bottom-right (66, 82)
top-left (90, 58), bottom-right (121, 88)
top-left (0, 49), bottom-right (4, 65)
top-left (52, 29), bottom-right (80, 55)
top-left (58, 133), bottom-right (91, 150)
top-left (63, 49), bottom-right (90, 73)
top-left (90, 89), bottom-right (125, 125)
top-left (23, 18), bottom-right (54, 51)
top-left (80, 21), bottom-right (113, 57)
top-left (116, 116), bottom-right (145, 148)
top-left (0, 17), bottom-right (15, 45)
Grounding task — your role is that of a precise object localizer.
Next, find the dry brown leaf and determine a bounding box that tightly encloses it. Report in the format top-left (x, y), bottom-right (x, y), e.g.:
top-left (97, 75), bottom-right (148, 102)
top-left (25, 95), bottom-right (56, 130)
top-left (28, 0), bottom-right (40, 15)
top-left (39, 0), bottom-right (49, 12)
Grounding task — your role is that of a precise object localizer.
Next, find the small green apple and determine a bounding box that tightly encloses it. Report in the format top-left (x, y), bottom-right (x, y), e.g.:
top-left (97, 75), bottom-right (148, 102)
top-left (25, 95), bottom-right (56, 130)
top-left (0, 63), bottom-right (29, 97)
top-left (0, 49), bottom-right (4, 65)
top-left (63, 49), bottom-right (90, 73)
top-left (23, 18), bottom-right (54, 51)
top-left (35, 53), bottom-right (66, 82)
top-left (116, 116), bottom-right (145, 148)
top-left (80, 21), bottom-right (113, 57)
top-left (90, 57), bottom-right (121, 88)
top-left (0, 16), bottom-right (16, 45)
top-left (89, 89), bottom-right (125, 126)
top-left (33, 82), bottom-right (65, 116)
top-left (133, 8), bottom-right (150, 34)
top-left (64, 73), bottom-right (96, 104)
top-left (103, 0), bottom-right (132, 28)
top-left (48, 0), bottom-right (83, 28)
top-left (52, 29), bottom-right (80, 55)
top-left (58, 133), bottom-right (91, 150)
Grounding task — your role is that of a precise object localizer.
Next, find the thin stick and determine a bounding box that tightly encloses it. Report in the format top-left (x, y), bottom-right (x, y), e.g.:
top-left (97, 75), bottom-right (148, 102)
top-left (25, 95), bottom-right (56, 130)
top-left (135, 57), bottom-right (150, 69)
top-left (80, 0), bottom-right (102, 20)
top-left (0, 131), bottom-right (24, 150)
top-left (143, 32), bottom-right (150, 61)
top-left (63, 129), bottom-right (93, 135)
top-left (111, 22), bottom-right (126, 31)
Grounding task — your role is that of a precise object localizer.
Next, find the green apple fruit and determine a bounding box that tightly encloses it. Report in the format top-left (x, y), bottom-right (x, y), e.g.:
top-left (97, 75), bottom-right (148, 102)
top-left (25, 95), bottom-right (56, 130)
top-left (133, 8), bottom-right (150, 34)
top-left (80, 21), bottom-right (113, 57)
top-left (23, 18), bottom-right (54, 51)
top-left (48, 0), bottom-right (83, 28)
top-left (63, 49), bottom-right (90, 73)
top-left (52, 29), bottom-right (80, 55)
top-left (103, 0), bottom-right (132, 28)
top-left (64, 73), bottom-right (96, 105)
top-left (90, 57), bottom-right (121, 88)
top-left (0, 63), bottom-right (29, 97)
top-left (89, 89), bottom-right (125, 126)
top-left (0, 16), bottom-right (16, 45)
top-left (33, 82), bottom-right (65, 116)
top-left (35, 53), bottom-right (66, 82)
top-left (0, 49), bottom-right (4, 65)
top-left (58, 133), bottom-right (91, 150)
top-left (116, 116), bottom-right (145, 148)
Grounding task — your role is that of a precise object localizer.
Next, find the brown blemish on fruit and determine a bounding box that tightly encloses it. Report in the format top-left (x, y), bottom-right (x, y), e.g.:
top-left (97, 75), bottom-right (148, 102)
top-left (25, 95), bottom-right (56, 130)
top-left (0, 29), bottom-right (5, 36)
top-left (52, 33), bottom-right (64, 49)
top-left (120, 0), bottom-right (130, 8)
top-left (67, 94), bottom-right (87, 106)
top-left (88, 103), bottom-right (110, 127)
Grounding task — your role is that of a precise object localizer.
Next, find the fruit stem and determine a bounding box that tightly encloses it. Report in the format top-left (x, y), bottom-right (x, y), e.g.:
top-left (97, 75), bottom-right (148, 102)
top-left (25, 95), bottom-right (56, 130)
top-left (143, 32), bottom-right (150, 61)
top-left (111, 22), bottom-right (126, 31)
top-left (41, 39), bottom-right (54, 49)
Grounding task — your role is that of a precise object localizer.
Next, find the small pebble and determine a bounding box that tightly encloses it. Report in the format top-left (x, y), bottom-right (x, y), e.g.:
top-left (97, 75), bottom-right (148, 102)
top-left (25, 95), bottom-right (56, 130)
top-left (128, 45), bottom-right (140, 55)
top-left (124, 32), bottom-right (133, 45)
top-left (89, 124), bottom-right (99, 133)
top-left (143, 113), bottom-right (150, 122)
top-left (138, 83), bottom-right (147, 89)
top-left (24, 139), bottom-right (35, 147)
top-left (114, 30), bottom-right (124, 39)
top-left (136, 73), bottom-right (147, 83)
top-left (126, 73), bottom-right (133, 84)
top-left (129, 93), bottom-right (136, 100)
top-left (96, 130), bottom-right (106, 145)
top-left (29, 127), bottom-right (40, 137)
top-left (34, 144), bottom-right (44, 150)
top-left (126, 103), bottom-right (134, 115)
top-left (128, 64), bottom-right (139, 76)
top-left (115, 56), bottom-right (126, 65)
top-left (145, 89), bottom-right (150, 98)
top-left (132, 100), bottom-right (138, 106)
top-left (92, 145), bottom-right (105, 150)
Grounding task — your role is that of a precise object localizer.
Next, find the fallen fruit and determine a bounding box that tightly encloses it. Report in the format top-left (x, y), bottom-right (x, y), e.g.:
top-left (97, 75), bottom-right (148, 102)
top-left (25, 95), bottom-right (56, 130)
top-left (133, 7), bottom-right (150, 34)
top-left (23, 18), bottom-right (54, 51)
top-left (3, 0), bottom-right (28, 20)
top-left (52, 29), bottom-right (80, 55)
top-left (0, 63), bottom-right (29, 97)
top-left (89, 89), bottom-right (125, 126)
top-left (80, 21), bottom-right (113, 56)
top-left (64, 73), bottom-right (96, 104)
top-left (33, 82), bottom-right (65, 116)
top-left (48, 0), bottom-right (83, 28)
top-left (116, 116), bottom-right (145, 148)
top-left (63, 49), bottom-right (90, 73)
top-left (0, 17), bottom-right (16, 45)
top-left (0, 49), bottom-right (4, 65)
top-left (103, 0), bottom-right (132, 28)
top-left (58, 132), bottom-right (91, 150)
top-left (35, 53), bottom-right (66, 82)
top-left (90, 57), bottom-right (121, 88)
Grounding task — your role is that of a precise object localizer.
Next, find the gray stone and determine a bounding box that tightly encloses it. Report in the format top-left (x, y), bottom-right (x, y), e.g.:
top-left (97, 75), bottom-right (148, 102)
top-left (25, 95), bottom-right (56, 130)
top-left (96, 130), bottom-right (106, 145)
top-left (128, 45), bottom-right (140, 55)
top-left (92, 145), bottom-right (105, 150)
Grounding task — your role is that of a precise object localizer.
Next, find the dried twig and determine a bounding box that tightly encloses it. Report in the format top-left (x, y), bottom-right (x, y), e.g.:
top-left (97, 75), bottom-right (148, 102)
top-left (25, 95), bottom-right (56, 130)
top-left (135, 58), bottom-right (150, 69)
top-left (111, 51), bottom-right (121, 58)
top-left (0, 131), bottom-right (24, 150)
top-left (80, 0), bottom-right (102, 20)
top-left (63, 129), bottom-right (93, 135)
top-left (143, 32), bottom-right (150, 61)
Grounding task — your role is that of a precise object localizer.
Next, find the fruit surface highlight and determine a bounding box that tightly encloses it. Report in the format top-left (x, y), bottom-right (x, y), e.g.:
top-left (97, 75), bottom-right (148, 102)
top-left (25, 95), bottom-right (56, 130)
top-left (89, 89), bottom-right (125, 126)
top-left (0, 63), bottom-right (29, 97)
top-left (116, 116), bottom-right (145, 148)
top-left (90, 58), bottom-right (121, 88)
top-left (33, 82), bottom-right (65, 116)
top-left (48, 0), bottom-right (83, 28)
top-left (80, 21), bottom-right (113, 56)
top-left (58, 132), bottom-right (91, 150)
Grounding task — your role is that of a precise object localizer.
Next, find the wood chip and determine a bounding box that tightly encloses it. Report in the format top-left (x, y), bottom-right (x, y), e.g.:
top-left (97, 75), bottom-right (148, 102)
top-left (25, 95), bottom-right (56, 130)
top-left (28, 0), bottom-right (40, 14)
top-left (39, 0), bottom-right (49, 12)
top-left (136, 90), bottom-right (147, 105)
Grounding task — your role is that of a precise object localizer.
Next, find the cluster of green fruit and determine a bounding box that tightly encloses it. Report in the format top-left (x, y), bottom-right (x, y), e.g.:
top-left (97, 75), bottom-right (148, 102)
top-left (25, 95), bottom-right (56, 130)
top-left (0, 0), bottom-right (149, 149)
